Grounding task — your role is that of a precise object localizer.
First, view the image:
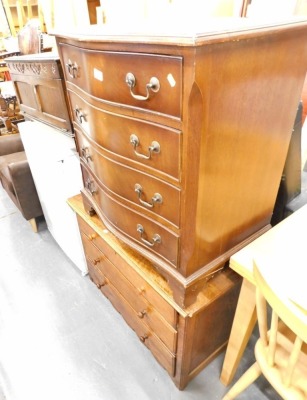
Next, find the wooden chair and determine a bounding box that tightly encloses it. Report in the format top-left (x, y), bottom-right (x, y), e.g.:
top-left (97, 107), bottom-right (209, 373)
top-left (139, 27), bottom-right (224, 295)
top-left (222, 261), bottom-right (307, 400)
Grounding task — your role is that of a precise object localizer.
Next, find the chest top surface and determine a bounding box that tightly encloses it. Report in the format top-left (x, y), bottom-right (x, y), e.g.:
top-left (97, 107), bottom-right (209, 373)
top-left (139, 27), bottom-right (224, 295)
top-left (53, 17), bottom-right (307, 47)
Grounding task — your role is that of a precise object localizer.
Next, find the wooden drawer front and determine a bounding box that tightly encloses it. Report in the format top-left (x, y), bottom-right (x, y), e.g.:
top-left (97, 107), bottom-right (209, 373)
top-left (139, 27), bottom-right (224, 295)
top-left (86, 260), bottom-right (176, 376)
top-left (12, 77), bottom-right (72, 132)
top-left (76, 129), bottom-right (180, 227)
top-left (70, 91), bottom-right (181, 181)
top-left (60, 44), bottom-right (182, 118)
top-left (81, 165), bottom-right (179, 267)
top-left (77, 215), bottom-right (178, 328)
top-left (82, 233), bottom-right (177, 353)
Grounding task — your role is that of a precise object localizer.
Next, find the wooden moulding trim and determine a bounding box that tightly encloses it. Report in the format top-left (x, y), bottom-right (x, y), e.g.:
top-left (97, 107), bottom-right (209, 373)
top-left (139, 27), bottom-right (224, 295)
top-left (53, 18), bottom-right (307, 48)
top-left (67, 193), bottom-right (269, 313)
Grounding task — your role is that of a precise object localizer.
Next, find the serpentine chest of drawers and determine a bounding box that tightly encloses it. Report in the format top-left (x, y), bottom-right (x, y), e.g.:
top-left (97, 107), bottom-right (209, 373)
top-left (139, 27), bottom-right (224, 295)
top-left (55, 19), bottom-right (307, 308)
top-left (56, 19), bottom-right (307, 388)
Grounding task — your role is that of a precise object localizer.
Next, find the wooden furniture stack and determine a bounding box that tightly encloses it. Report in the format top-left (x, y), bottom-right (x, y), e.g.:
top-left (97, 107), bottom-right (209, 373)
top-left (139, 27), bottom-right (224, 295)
top-left (68, 194), bottom-right (241, 389)
top-left (55, 18), bottom-right (307, 389)
top-left (2, 0), bottom-right (45, 36)
top-left (5, 53), bottom-right (88, 274)
top-left (5, 53), bottom-right (71, 132)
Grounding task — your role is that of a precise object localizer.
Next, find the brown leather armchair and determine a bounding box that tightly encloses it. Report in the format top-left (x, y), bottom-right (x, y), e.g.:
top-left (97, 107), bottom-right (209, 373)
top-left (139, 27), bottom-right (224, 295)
top-left (0, 133), bottom-right (43, 232)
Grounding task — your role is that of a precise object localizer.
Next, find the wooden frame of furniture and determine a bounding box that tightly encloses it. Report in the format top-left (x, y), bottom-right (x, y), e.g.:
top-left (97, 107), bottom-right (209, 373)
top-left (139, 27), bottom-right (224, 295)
top-left (68, 194), bottom-right (242, 390)
top-left (222, 262), bottom-right (307, 399)
top-left (220, 204), bottom-right (307, 387)
top-left (5, 53), bottom-right (72, 133)
top-left (55, 19), bottom-right (307, 309)
top-left (2, 0), bottom-right (44, 34)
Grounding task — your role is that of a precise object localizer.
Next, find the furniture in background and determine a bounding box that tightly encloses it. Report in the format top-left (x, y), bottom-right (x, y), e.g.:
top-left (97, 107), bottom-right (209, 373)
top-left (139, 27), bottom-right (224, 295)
top-left (271, 101), bottom-right (303, 225)
top-left (220, 203), bottom-right (307, 387)
top-left (56, 18), bottom-right (307, 309)
top-left (86, 0), bottom-right (100, 24)
top-left (1, 0), bottom-right (45, 36)
top-left (5, 52), bottom-right (71, 129)
top-left (19, 121), bottom-right (87, 274)
top-left (223, 261), bottom-right (307, 400)
top-left (0, 50), bottom-right (20, 81)
top-left (0, 93), bottom-right (23, 132)
top-left (68, 194), bottom-right (242, 390)
top-left (6, 53), bottom-right (87, 275)
top-left (54, 18), bottom-right (307, 390)
top-left (0, 133), bottom-right (43, 232)
top-left (95, 0), bottom-right (245, 26)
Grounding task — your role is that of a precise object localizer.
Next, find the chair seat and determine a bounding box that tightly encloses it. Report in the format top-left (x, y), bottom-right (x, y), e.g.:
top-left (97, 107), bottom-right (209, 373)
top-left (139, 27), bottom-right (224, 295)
top-left (256, 331), bottom-right (307, 399)
top-left (222, 263), bottom-right (307, 400)
top-left (0, 150), bottom-right (27, 192)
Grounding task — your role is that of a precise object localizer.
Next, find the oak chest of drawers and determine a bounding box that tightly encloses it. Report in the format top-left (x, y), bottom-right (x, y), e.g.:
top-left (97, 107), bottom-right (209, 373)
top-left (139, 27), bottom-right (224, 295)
top-left (68, 194), bottom-right (241, 389)
top-left (56, 19), bottom-right (307, 308)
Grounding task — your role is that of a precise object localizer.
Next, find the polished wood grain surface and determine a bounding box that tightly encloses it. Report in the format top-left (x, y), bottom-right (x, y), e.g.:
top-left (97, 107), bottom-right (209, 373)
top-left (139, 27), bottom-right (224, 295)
top-left (60, 43), bottom-right (182, 118)
top-left (57, 19), bottom-right (307, 307)
top-left (6, 55), bottom-right (72, 133)
top-left (75, 128), bottom-right (180, 227)
top-left (68, 193), bottom-right (241, 389)
top-left (69, 91), bottom-right (181, 183)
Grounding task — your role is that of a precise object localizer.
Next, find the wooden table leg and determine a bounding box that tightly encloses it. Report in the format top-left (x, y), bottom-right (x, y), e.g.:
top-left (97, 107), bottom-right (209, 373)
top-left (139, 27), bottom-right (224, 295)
top-left (220, 278), bottom-right (257, 386)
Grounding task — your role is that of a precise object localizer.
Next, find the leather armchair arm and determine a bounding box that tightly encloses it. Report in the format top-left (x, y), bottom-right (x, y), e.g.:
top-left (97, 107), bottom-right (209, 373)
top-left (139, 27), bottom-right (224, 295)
top-left (0, 134), bottom-right (24, 156)
top-left (8, 159), bottom-right (43, 220)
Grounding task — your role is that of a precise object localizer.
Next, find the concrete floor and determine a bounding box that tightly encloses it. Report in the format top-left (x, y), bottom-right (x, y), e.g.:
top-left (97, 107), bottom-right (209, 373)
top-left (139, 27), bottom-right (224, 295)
top-left (0, 184), bottom-right (281, 400)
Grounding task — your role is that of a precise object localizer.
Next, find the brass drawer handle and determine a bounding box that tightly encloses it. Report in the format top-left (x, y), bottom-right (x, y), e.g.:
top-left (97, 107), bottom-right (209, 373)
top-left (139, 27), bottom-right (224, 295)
top-left (81, 146), bottom-right (92, 162)
top-left (125, 72), bottom-right (160, 101)
top-left (137, 287), bottom-right (145, 295)
top-left (74, 106), bottom-right (85, 123)
top-left (137, 310), bottom-right (147, 319)
top-left (130, 134), bottom-right (160, 160)
top-left (136, 224), bottom-right (161, 247)
top-left (85, 178), bottom-right (96, 195)
top-left (96, 278), bottom-right (107, 289)
top-left (139, 334), bottom-right (148, 343)
top-left (65, 59), bottom-right (78, 78)
top-left (92, 258), bottom-right (100, 265)
top-left (88, 233), bottom-right (97, 241)
top-left (134, 184), bottom-right (162, 208)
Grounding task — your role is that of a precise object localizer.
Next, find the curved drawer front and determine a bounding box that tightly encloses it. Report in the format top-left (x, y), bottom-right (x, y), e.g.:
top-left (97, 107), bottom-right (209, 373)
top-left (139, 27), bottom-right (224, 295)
top-left (81, 165), bottom-right (179, 268)
top-left (82, 233), bottom-right (177, 354)
top-left (70, 91), bottom-right (181, 181)
top-left (77, 129), bottom-right (180, 227)
top-left (60, 43), bottom-right (182, 118)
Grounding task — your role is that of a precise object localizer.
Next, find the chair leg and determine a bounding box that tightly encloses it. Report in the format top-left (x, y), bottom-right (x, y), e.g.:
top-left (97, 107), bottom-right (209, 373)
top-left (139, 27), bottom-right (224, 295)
top-left (29, 218), bottom-right (38, 233)
top-left (222, 361), bottom-right (262, 400)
